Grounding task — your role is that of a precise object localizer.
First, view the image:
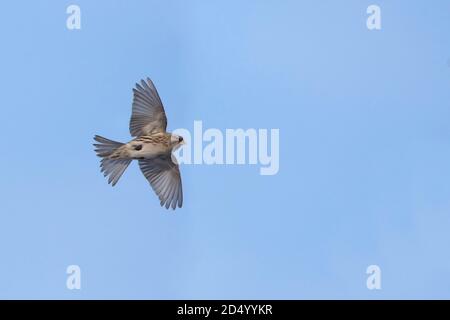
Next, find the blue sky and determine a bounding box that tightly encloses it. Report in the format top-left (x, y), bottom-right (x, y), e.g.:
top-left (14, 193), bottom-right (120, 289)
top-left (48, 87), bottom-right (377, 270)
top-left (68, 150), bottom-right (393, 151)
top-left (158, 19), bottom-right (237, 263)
top-left (0, 0), bottom-right (449, 299)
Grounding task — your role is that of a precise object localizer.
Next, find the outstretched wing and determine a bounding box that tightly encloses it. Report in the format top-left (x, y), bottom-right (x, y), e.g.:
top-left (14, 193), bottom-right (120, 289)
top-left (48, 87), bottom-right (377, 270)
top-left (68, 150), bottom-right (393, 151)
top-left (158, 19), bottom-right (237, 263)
top-left (138, 155), bottom-right (183, 209)
top-left (129, 78), bottom-right (168, 137)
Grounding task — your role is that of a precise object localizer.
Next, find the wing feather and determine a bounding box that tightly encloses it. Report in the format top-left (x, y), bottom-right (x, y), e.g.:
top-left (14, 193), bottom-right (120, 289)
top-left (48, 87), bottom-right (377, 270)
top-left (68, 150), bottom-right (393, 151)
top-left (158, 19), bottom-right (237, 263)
top-left (138, 155), bottom-right (183, 209)
top-left (129, 78), bottom-right (167, 136)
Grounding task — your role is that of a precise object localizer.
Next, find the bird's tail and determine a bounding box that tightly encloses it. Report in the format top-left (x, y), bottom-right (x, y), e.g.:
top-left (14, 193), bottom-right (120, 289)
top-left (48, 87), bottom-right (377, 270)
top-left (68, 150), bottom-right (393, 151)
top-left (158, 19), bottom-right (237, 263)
top-left (93, 135), bottom-right (131, 186)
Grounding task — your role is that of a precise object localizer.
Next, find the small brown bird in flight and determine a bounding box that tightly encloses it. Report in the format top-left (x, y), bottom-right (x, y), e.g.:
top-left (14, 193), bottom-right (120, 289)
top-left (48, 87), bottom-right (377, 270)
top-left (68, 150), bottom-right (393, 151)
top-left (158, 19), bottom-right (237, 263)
top-left (94, 78), bottom-right (184, 209)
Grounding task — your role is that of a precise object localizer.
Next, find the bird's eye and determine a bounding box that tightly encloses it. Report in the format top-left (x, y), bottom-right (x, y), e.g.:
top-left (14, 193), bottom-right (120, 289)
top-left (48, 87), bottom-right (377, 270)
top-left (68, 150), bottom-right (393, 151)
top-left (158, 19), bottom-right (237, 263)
top-left (178, 136), bottom-right (183, 142)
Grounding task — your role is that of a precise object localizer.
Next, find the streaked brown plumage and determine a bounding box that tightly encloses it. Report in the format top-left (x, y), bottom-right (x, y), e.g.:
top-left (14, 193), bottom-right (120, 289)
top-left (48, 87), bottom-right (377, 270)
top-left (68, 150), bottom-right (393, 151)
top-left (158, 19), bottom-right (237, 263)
top-left (93, 78), bottom-right (184, 210)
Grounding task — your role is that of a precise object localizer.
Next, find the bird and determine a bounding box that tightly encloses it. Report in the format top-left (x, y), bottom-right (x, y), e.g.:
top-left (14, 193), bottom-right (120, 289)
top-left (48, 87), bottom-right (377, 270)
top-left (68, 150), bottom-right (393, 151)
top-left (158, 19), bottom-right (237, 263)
top-left (93, 78), bottom-right (184, 210)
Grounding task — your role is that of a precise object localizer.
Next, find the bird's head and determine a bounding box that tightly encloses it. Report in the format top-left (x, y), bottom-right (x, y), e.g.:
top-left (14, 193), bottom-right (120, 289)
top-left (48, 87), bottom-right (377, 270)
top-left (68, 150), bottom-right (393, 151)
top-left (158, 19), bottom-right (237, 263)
top-left (170, 134), bottom-right (185, 149)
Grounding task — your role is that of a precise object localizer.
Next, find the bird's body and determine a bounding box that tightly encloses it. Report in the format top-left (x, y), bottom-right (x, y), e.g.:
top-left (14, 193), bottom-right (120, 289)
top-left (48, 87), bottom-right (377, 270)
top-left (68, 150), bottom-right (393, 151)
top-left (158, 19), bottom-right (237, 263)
top-left (94, 78), bottom-right (184, 210)
top-left (108, 133), bottom-right (174, 160)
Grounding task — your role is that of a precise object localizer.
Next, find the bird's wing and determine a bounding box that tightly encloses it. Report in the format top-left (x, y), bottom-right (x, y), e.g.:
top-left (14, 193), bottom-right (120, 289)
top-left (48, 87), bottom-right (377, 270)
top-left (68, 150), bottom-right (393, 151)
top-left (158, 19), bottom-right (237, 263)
top-left (129, 78), bottom-right (168, 137)
top-left (138, 155), bottom-right (183, 209)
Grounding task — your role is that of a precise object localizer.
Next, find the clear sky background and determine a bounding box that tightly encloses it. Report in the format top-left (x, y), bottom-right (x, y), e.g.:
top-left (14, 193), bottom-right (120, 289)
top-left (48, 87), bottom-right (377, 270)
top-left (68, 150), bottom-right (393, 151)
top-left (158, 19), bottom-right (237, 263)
top-left (0, 0), bottom-right (449, 299)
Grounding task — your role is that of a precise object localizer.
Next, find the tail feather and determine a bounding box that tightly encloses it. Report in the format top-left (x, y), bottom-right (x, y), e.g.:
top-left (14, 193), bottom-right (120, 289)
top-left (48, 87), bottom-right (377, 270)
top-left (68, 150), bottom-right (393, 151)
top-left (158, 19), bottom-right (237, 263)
top-left (94, 135), bottom-right (131, 186)
top-left (100, 158), bottom-right (131, 186)
top-left (94, 135), bottom-right (124, 157)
